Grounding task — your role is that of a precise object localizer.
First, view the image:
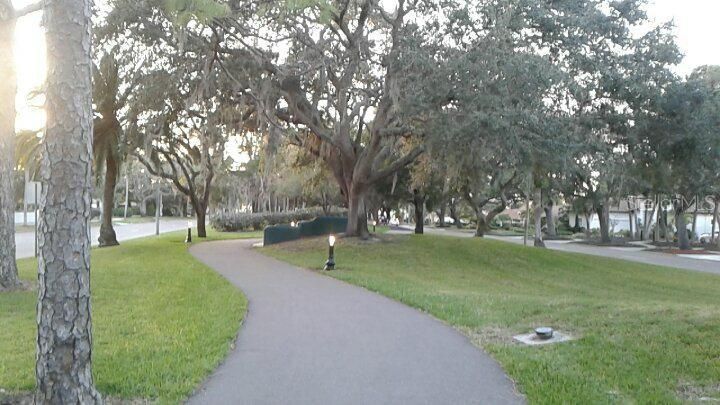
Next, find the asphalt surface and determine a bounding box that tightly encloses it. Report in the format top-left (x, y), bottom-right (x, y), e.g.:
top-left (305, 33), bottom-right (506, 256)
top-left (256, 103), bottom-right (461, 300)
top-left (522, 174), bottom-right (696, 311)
top-left (15, 218), bottom-right (189, 259)
top-left (393, 226), bottom-right (720, 276)
top-left (188, 240), bottom-right (524, 405)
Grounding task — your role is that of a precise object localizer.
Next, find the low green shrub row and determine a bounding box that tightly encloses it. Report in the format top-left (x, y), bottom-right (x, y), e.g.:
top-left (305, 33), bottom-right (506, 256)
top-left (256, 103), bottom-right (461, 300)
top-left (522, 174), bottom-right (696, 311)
top-left (211, 207), bottom-right (347, 232)
top-left (112, 207), bottom-right (142, 217)
top-left (264, 216), bottom-right (349, 246)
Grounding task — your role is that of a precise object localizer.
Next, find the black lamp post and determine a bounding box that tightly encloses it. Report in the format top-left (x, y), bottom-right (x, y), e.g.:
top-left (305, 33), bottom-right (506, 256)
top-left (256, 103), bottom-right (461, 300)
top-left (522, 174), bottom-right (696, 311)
top-left (185, 219), bottom-right (193, 243)
top-left (372, 220), bottom-right (377, 233)
top-left (324, 235), bottom-right (336, 270)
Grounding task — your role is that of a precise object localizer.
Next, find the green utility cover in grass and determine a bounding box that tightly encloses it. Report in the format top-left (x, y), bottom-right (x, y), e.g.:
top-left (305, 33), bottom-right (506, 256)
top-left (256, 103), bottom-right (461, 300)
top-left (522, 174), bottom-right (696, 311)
top-left (264, 217), bottom-right (348, 246)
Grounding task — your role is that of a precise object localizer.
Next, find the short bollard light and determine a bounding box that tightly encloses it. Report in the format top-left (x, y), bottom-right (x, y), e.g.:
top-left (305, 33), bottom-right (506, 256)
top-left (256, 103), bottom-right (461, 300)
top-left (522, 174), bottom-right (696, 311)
top-left (373, 220), bottom-right (377, 233)
top-left (324, 235), bottom-right (336, 271)
top-left (185, 219), bottom-right (193, 243)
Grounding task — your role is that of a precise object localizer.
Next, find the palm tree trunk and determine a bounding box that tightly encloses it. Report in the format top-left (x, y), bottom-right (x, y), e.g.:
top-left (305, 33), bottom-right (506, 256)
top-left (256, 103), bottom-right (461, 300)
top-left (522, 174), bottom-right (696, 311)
top-left (36, 0), bottom-right (103, 402)
top-left (0, 5), bottom-right (21, 291)
top-left (98, 153), bottom-right (119, 247)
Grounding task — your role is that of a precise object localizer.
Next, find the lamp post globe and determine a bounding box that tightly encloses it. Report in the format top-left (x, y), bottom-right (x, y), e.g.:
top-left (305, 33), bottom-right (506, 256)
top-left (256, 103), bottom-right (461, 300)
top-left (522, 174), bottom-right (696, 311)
top-left (324, 235), bottom-right (336, 270)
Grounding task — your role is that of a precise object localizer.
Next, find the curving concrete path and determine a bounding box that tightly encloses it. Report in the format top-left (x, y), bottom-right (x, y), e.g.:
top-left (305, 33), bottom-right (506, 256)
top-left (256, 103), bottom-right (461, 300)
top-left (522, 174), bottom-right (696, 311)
top-left (188, 240), bottom-right (523, 405)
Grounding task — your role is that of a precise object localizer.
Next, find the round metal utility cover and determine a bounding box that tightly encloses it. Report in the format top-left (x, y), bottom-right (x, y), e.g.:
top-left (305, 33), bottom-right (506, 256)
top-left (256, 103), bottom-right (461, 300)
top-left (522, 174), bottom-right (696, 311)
top-left (535, 327), bottom-right (554, 340)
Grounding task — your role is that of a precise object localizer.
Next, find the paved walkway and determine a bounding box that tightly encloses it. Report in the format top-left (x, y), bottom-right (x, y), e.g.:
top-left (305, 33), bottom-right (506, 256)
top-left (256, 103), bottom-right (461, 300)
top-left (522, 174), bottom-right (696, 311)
top-left (188, 240), bottom-right (523, 405)
top-left (15, 218), bottom-right (189, 259)
top-left (392, 226), bottom-right (720, 276)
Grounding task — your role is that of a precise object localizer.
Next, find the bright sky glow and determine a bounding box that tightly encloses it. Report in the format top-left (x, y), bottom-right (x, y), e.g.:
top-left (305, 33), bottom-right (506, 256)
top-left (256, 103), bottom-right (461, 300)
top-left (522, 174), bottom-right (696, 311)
top-left (647, 0), bottom-right (720, 75)
top-left (10, 0), bottom-right (720, 131)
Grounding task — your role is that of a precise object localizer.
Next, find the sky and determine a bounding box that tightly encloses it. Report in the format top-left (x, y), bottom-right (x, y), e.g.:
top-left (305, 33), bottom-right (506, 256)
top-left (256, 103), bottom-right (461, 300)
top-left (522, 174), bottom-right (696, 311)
top-left (11, 0), bottom-right (720, 131)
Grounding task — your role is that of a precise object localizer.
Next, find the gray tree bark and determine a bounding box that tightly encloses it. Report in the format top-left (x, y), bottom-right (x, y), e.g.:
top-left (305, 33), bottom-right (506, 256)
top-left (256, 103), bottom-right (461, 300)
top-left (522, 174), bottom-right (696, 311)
top-left (597, 204), bottom-right (611, 244)
top-left (0, 2), bottom-right (22, 291)
top-left (584, 214), bottom-right (591, 239)
top-left (98, 152), bottom-right (119, 247)
top-left (675, 203), bottom-right (690, 251)
top-left (412, 189), bottom-right (425, 235)
top-left (35, 0), bottom-right (103, 402)
top-left (691, 197), bottom-right (699, 242)
top-left (533, 187), bottom-right (545, 248)
top-left (654, 195), bottom-right (661, 242)
top-left (449, 199), bottom-right (461, 229)
top-left (544, 200), bottom-right (556, 237)
top-left (713, 196), bottom-right (719, 245)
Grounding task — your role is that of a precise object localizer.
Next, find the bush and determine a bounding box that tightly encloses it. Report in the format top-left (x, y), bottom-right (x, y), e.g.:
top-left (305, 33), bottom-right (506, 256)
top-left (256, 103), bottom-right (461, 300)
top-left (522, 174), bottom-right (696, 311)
top-left (210, 207), bottom-right (347, 232)
top-left (112, 207), bottom-right (141, 217)
top-left (492, 214), bottom-right (512, 230)
top-left (615, 230), bottom-right (631, 238)
top-left (264, 217), bottom-right (348, 246)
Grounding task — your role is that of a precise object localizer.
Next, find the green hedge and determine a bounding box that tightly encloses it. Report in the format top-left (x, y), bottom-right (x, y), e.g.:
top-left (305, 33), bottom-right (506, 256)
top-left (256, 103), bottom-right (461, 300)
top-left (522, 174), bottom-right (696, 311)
top-left (112, 207), bottom-right (141, 217)
top-left (264, 216), bottom-right (348, 246)
top-left (211, 208), bottom-right (347, 232)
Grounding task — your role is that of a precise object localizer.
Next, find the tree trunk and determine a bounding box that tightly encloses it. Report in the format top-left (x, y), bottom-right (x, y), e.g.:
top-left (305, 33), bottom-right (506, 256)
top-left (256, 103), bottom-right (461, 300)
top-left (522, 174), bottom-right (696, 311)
top-left (691, 199), bottom-right (699, 242)
top-left (438, 204), bottom-right (447, 227)
top-left (713, 197), bottom-right (719, 245)
top-left (346, 184), bottom-right (369, 238)
top-left (584, 214), bottom-right (591, 239)
top-left (475, 211), bottom-right (487, 237)
top-left (544, 201), bottom-right (556, 237)
top-left (654, 196), bottom-right (661, 242)
top-left (413, 189), bottom-right (424, 235)
top-left (24, 167), bottom-right (29, 226)
top-left (0, 6), bottom-right (21, 291)
top-left (123, 175), bottom-right (129, 218)
top-left (36, 0), bottom-right (103, 402)
top-left (676, 204), bottom-right (690, 250)
top-left (196, 206), bottom-right (207, 238)
top-left (663, 209), bottom-right (670, 244)
top-left (533, 187), bottom-right (545, 248)
top-left (98, 153), bottom-right (119, 247)
top-left (449, 199), bottom-right (461, 228)
top-left (476, 205), bottom-right (504, 238)
top-left (597, 204), bottom-right (611, 243)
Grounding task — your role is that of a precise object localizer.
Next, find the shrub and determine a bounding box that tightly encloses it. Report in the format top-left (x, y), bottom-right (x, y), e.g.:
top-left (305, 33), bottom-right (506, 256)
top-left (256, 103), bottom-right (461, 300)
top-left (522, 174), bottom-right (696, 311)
top-left (112, 207), bottom-right (141, 217)
top-left (210, 207), bottom-right (347, 232)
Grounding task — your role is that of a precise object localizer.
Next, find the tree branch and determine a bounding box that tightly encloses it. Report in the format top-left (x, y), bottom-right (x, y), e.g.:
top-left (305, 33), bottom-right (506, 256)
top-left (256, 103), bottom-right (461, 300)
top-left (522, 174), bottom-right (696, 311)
top-left (369, 145), bottom-right (425, 184)
top-left (14, 0), bottom-right (44, 18)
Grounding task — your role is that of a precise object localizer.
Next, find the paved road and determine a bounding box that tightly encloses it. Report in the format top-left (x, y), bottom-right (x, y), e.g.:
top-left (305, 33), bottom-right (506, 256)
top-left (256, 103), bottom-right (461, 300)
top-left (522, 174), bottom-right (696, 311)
top-left (393, 226), bottom-right (720, 276)
top-left (15, 219), bottom-right (188, 259)
top-left (188, 240), bottom-right (523, 405)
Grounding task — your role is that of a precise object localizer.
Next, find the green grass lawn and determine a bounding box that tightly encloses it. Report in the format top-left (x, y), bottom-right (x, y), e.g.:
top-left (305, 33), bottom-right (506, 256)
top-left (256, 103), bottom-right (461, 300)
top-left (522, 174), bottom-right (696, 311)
top-left (0, 229), bottom-right (259, 403)
top-left (264, 234), bottom-right (720, 404)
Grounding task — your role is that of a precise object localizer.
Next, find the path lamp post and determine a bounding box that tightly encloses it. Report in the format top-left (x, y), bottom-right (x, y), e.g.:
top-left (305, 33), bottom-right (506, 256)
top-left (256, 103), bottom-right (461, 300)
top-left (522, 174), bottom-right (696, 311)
top-left (373, 220), bottom-right (377, 233)
top-left (185, 218), bottom-right (193, 243)
top-left (324, 235), bottom-right (336, 271)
